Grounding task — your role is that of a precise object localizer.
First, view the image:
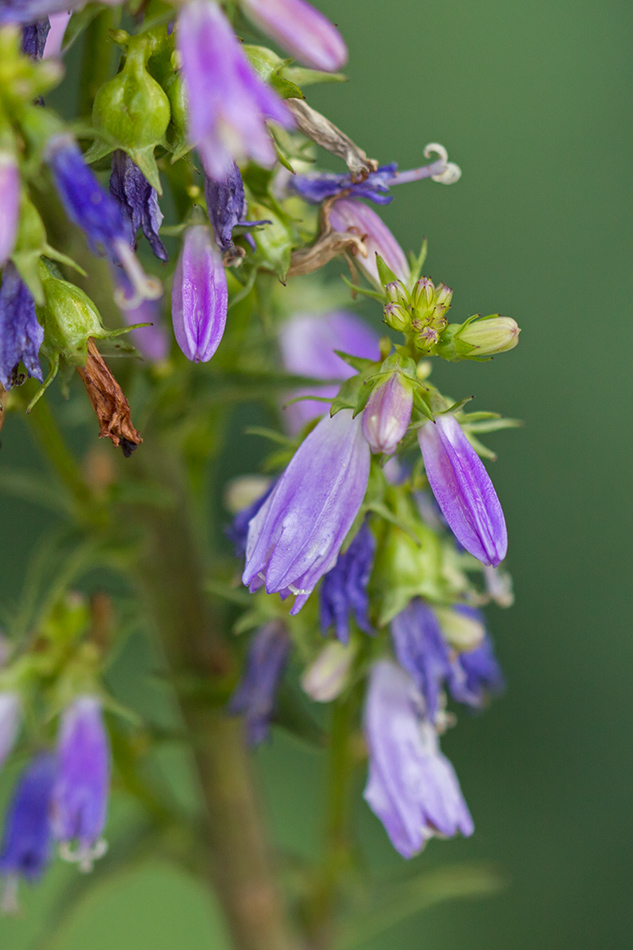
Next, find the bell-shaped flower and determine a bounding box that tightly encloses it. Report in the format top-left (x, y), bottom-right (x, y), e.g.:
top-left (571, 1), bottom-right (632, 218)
top-left (390, 600), bottom-right (451, 724)
top-left (0, 753), bottom-right (56, 912)
top-left (243, 409), bottom-right (371, 613)
top-left (52, 697), bottom-right (110, 871)
top-left (240, 0), bottom-right (347, 72)
top-left (328, 198), bottom-right (410, 289)
top-left (319, 520), bottom-right (375, 643)
top-left (171, 225), bottom-right (228, 363)
top-left (0, 694), bottom-right (21, 772)
top-left (45, 134), bottom-right (161, 308)
top-left (446, 607), bottom-right (505, 709)
top-left (228, 622), bottom-right (290, 745)
top-left (0, 152), bottom-right (20, 268)
top-left (279, 310), bottom-right (379, 433)
top-left (0, 262), bottom-right (44, 390)
top-left (177, 0), bottom-right (294, 180)
top-left (418, 413), bottom-right (508, 567)
top-left (109, 150), bottom-right (167, 262)
top-left (363, 660), bottom-right (473, 858)
top-left (362, 374), bottom-right (413, 455)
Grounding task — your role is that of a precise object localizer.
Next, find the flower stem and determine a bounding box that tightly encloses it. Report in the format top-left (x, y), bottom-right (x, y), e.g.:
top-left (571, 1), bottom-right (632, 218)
top-left (27, 397), bottom-right (93, 508)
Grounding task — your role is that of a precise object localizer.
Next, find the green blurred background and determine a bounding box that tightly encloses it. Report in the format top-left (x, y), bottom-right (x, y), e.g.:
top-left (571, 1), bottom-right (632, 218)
top-left (1, 0), bottom-right (633, 946)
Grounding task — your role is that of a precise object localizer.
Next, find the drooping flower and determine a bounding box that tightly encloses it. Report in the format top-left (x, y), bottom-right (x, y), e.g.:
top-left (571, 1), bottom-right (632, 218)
top-left (0, 152), bottom-right (20, 268)
top-left (418, 413), bottom-right (508, 567)
top-left (45, 134), bottom-right (161, 308)
top-left (228, 621), bottom-right (290, 745)
top-left (328, 198), bottom-right (410, 289)
top-left (446, 607), bottom-right (505, 709)
top-left (363, 660), bottom-right (473, 858)
top-left (177, 0), bottom-right (294, 180)
top-left (362, 374), bottom-right (413, 455)
top-left (0, 753), bottom-right (56, 912)
top-left (171, 225), bottom-right (228, 363)
top-left (21, 17), bottom-right (49, 58)
top-left (240, 0), bottom-right (347, 72)
top-left (390, 600), bottom-right (452, 724)
top-left (109, 150), bottom-right (167, 262)
top-left (0, 694), bottom-right (21, 771)
top-left (290, 145), bottom-right (461, 205)
top-left (279, 310), bottom-right (379, 433)
top-left (320, 520), bottom-right (375, 643)
top-left (243, 409), bottom-right (371, 613)
top-left (204, 163), bottom-right (269, 260)
top-left (0, 262), bottom-right (44, 389)
top-left (53, 696), bottom-right (110, 871)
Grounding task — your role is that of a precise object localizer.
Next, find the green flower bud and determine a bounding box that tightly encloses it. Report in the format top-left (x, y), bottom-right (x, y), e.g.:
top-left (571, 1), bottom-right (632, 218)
top-left (456, 316), bottom-right (520, 355)
top-left (384, 280), bottom-right (409, 306)
top-left (37, 263), bottom-right (105, 367)
top-left (409, 277), bottom-right (453, 351)
top-left (383, 300), bottom-right (410, 332)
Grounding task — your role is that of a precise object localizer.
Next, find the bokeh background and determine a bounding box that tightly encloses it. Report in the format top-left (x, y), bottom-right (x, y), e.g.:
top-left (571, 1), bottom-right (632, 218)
top-left (1, 0), bottom-right (633, 946)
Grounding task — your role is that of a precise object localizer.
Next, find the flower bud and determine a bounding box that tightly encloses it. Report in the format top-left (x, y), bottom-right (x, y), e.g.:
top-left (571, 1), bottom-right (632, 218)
top-left (171, 225), bottom-right (228, 363)
top-left (0, 152), bottom-right (20, 267)
top-left (409, 278), bottom-right (453, 349)
top-left (456, 316), bottom-right (520, 356)
top-left (383, 300), bottom-right (410, 332)
top-left (38, 264), bottom-right (103, 366)
top-left (301, 641), bottom-right (355, 703)
top-left (362, 374), bottom-right (413, 455)
top-left (240, 0), bottom-right (348, 72)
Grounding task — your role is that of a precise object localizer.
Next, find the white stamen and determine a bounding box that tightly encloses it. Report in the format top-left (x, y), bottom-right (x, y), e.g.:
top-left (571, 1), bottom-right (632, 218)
top-left (423, 142), bottom-right (449, 164)
top-left (113, 241), bottom-right (163, 311)
top-left (59, 838), bottom-right (108, 873)
top-left (432, 162), bottom-right (462, 185)
top-left (288, 583), bottom-right (311, 596)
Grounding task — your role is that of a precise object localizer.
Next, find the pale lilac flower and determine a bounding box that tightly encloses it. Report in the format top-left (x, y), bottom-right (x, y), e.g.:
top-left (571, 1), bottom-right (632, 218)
top-left (279, 311), bottom-right (379, 433)
top-left (0, 753), bottom-right (56, 913)
top-left (228, 621), bottom-right (290, 745)
top-left (363, 660), bottom-right (473, 858)
top-left (0, 262), bottom-right (44, 390)
top-left (418, 414), bottom-right (508, 567)
top-left (362, 374), bottom-right (413, 455)
top-left (301, 641), bottom-right (355, 703)
top-left (328, 198), bottom-right (410, 289)
top-left (171, 225), bottom-right (228, 363)
top-left (390, 600), bottom-right (451, 724)
top-left (0, 694), bottom-right (21, 771)
top-left (43, 10), bottom-right (71, 58)
top-left (240, 0), bottom-right (347, 72)
top-left (53, 697), bottom-right (110, 871)
top-left (243, 409), bottom-right (371, 614)
top-left (110, 151), bottom-right (167, 262)
top-left (320, 520), bottom-right (375, 643)
top-left (0, 152), bottom-right (20, 268)
top-left (45, 134), bottom-right (161, 308)
top-left (177, 0), bottom-right (293, 180)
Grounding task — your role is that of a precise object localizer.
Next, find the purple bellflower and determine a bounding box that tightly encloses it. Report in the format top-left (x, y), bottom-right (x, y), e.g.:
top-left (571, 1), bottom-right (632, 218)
top-left (418, 413), bottom-right (508, 567)
top-left (21, 18), bottom-right (50, 58)
top-left (319, 520), bottom-right (375, 643)
top-left (45, 134), bottom-right (161, 309)
top-left (328, 198), bottom-right (410, 289)
top-left (204, 163), bottom-right (269, 260)
top-left (390, 600), bottom-right (452, 725)
top-left (0, 753), bottom-right (56, 913)
top-left (290, 146), bottom-right (461, 205)
top-left (53, 697), bottom-right (110, 872)
top-left (243, 409), bottom-right (371, 614)
top-left (0, 152), bottom-right (20, 268)
top-left (362, 374), bottom-right (413, 455)
top-left (363, 660), bottom-right (474, 858)
top-left (177, 0), bottom-right (294, 180)
top-left (446, 607), bottom-right (505, 709)
top-left (279, 310), bottom-right (380, 433)
top-left (171, 225), bottom-right (228, 362)
top-left (0, 262), bottom-right (44, 390)
top-left (240, 0), bottom-right (347, 72)
top-left (109, 150), bottom-right (167, 262)
top-left (228, 621), bottom-right (290, 745)
top-left (0, 694), bottom-right (21, 771)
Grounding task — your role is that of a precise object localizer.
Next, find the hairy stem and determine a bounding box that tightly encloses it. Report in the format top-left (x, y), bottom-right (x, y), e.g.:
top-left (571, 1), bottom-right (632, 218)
top-left (136, 456), bottom-right (299, 950)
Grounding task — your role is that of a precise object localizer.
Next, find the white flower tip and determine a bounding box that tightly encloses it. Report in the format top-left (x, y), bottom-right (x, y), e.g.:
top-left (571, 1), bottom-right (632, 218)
top-left (432, 162), bottom-right (462, 185)
top-left (115, 241), bottom-right (163, 310)
top-left (60, 838), bottom-right (108, 873)
top-left (423, 142), bottom-right (449, 164)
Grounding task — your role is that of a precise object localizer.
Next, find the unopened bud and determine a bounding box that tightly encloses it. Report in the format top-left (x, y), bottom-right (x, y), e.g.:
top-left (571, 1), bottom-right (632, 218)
top-left (383, 300), bottom-right (410, 332)
top-left (457, 316), bottom-right (520, 356)
top-left (362, 374), bottom-right (413, 455)
top-left (38, 264), bottom-right (103, 366)
top-left (434, 605), bottom-right (486, 651)
top-left (301, 641), bottom-right (356, 703)
top-left (384, 280), bottom-right (408, 305)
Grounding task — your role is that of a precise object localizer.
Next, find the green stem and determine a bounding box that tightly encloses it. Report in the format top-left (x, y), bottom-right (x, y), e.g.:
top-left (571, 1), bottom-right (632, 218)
top-left (27, 397), bottom-right (93, 507)
top-left (136, 454), bottom-right (300, 950)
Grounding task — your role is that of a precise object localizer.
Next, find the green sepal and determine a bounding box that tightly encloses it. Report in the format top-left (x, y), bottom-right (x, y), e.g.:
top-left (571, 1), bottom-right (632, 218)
top-left (332, 351), bottom-right (376, 374)
top-left (243, 45), bottom-right (304, 99)
top-left (375, 253), bottom-right (397, 288)
top-left (284, 66), bottom-right (347, 87)
top-left (408, 237), bottom-right (428, 285)
top-left (340, 274), bottom-right (386, 302)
